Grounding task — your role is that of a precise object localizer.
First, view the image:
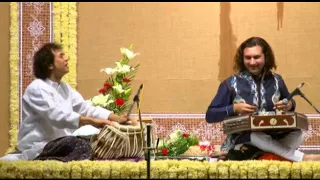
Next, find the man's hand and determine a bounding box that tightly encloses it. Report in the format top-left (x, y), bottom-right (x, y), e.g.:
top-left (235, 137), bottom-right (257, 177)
top-left (233, 103), bottom-right (257, 114)
top-left (274, 100), bottom-right (292, 111)
top-left (117, 114), bottom-right (131, 124)
top-left (108, 113), bottom-right (131, 124)
top-left (79, 116), bottom-right (113, 128)
top-left (92, 118), bottom-right (113, 128)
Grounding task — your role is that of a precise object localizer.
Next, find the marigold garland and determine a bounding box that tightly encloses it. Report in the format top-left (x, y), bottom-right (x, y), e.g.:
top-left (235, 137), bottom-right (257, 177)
top-left (7, 2), bottom-right (19, 154)
top-left (53, 2), bottom-right (61, 44)
top-left (54, 2), bottom-right (77, 89)
top-left (1, 160), bottom-right (319, 179)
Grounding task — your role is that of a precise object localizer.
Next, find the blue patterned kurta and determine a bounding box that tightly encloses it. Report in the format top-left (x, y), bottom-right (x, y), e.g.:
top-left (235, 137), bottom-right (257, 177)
top-left (205, 70), bottom-right (296, 151)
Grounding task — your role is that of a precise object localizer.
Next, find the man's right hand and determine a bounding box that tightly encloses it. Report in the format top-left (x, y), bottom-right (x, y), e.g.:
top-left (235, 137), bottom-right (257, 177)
top-left (92, 118), bottom-right (113, 128)
top-left (233, 103), bottom-right (257, 114)
top-left (79, 116), bottom-right (113, 128)
top-left (108, 113), bottom-right (131, 124)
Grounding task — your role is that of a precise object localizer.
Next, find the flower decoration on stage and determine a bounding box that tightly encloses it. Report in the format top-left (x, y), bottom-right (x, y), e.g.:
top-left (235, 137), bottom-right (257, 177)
top-left (156, 128), bottom-right (199, 156)
top-left (199, 140), bottom-right (214, 154)
top-left (90, 44), bottom-right (140, 115)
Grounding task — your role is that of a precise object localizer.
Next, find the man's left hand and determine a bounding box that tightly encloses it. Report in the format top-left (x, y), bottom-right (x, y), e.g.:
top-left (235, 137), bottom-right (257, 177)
top-left (274, 100), bottom-right (292, 111)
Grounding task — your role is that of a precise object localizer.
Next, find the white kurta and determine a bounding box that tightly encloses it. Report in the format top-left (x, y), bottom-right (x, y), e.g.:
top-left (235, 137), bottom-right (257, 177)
top-left (17, 78), bottom-right (112, 160)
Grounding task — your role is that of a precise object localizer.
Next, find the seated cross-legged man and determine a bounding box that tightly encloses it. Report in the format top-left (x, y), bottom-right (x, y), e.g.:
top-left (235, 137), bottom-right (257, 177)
top-left (205, 36), bottom-right (320, 162)
top-left (0, 42), bottom-right (131, 162)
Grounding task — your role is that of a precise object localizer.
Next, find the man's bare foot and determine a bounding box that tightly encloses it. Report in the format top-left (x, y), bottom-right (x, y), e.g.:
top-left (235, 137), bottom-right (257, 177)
top-left (303, 154), bottom-right (320, 161)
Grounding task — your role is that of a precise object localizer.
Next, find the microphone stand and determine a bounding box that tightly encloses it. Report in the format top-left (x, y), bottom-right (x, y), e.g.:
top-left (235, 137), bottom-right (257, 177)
top-left (145, 124), bottom-right (153, 179)
top-left (132, 92), bottom-right (146, 155)
top-left (300, 91), bottom-right (320, 114)
top-left (131, 86), bottom-right (152, 179)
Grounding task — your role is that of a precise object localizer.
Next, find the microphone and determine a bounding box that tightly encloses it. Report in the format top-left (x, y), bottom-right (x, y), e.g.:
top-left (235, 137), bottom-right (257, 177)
top-left (282, 82), bottom-right (305, 105)
top-left (133, 84), bottom-right (144, 102)
top-left (126, 84), bottom-right (144, 117)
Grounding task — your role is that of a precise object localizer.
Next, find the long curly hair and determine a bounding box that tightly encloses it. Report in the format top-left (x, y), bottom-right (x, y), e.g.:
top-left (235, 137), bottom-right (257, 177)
top-left (233, 36), bottom-right (277, 74)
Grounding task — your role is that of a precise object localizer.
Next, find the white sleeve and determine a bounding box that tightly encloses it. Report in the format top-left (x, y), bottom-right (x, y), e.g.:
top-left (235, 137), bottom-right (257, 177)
top-left (69, 86), bottom-right (112, 119)
top-left (24, 86), bottom-right (80, 129)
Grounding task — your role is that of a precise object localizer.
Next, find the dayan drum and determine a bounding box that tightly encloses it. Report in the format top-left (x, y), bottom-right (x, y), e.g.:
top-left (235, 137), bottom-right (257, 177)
top-left (91, 122), bottom-right (146, 159)
top-left (223, 112), bottom-right (309, 135)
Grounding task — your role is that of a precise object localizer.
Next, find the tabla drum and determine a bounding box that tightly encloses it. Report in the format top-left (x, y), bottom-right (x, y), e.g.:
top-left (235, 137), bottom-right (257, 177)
top-left (91, 122), bottom-right (145, 159)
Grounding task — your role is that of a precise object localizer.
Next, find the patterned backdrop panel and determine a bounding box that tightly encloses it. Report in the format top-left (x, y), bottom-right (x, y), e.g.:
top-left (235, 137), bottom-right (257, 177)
top-left (20, 2), bottom-right (52, 124)
top-left (21, 2), bottom-right (51, 90)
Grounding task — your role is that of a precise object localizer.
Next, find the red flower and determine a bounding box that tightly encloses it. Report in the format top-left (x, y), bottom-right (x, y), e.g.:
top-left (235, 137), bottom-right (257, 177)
top-left (200, 145), bottom-right (208, 151)
top-left (115, 98), bottom-right (125, 106)
top-left (98, 88), bottom-right (108, 94)
top-left (104, 82), bottom-right (112, 88)
top-left (123, 78), bottom-right (130, 83)
top-left (200, 144), bottom-right (214, 152)
top-left (182, 132), bottom-right (189, 137)
top-left (161, 148), bottom-right (168, 156)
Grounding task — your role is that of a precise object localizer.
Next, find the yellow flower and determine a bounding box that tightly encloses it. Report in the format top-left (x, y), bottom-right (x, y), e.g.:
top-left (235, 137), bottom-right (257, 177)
top-left (138, 161), bottom-right (147, 178)
top-left (168, 166), bottom-right (178, 178)
top-left (279, 161), bottom-right (291, 179)
top-left (217, 161), bottom-right (232, 179)
top-left (312, 162), bottom-right (320, 179)
top-left (256, 160), bottom-right (270, 178)
top-left (158, 161), bottom-right (170, 178)
top-left (80, 160), bottom-right (93, 178)
top-left (291, 162), bottom-right (302, 179)
top-left (301, 161), bottom-right (313, 179)
top-left (99, 162), bottom-right (111, 178)
top-left (8, 2), bottom-right (19, 154)
top-left (176, 161), bottom-right (188, 179)
top-left (239, 161), bottom-right (249, 178)
top-left (208, 162), bottom-right (218, 179)
top-left (229, 161), bottom-right (241, 178)
top-left (69, 161), bottom-right (82, 178)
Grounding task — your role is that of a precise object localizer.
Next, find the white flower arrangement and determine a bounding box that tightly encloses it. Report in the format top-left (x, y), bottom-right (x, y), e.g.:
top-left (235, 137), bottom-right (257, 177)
top-left (90, 44), bottom-right (140, 115)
